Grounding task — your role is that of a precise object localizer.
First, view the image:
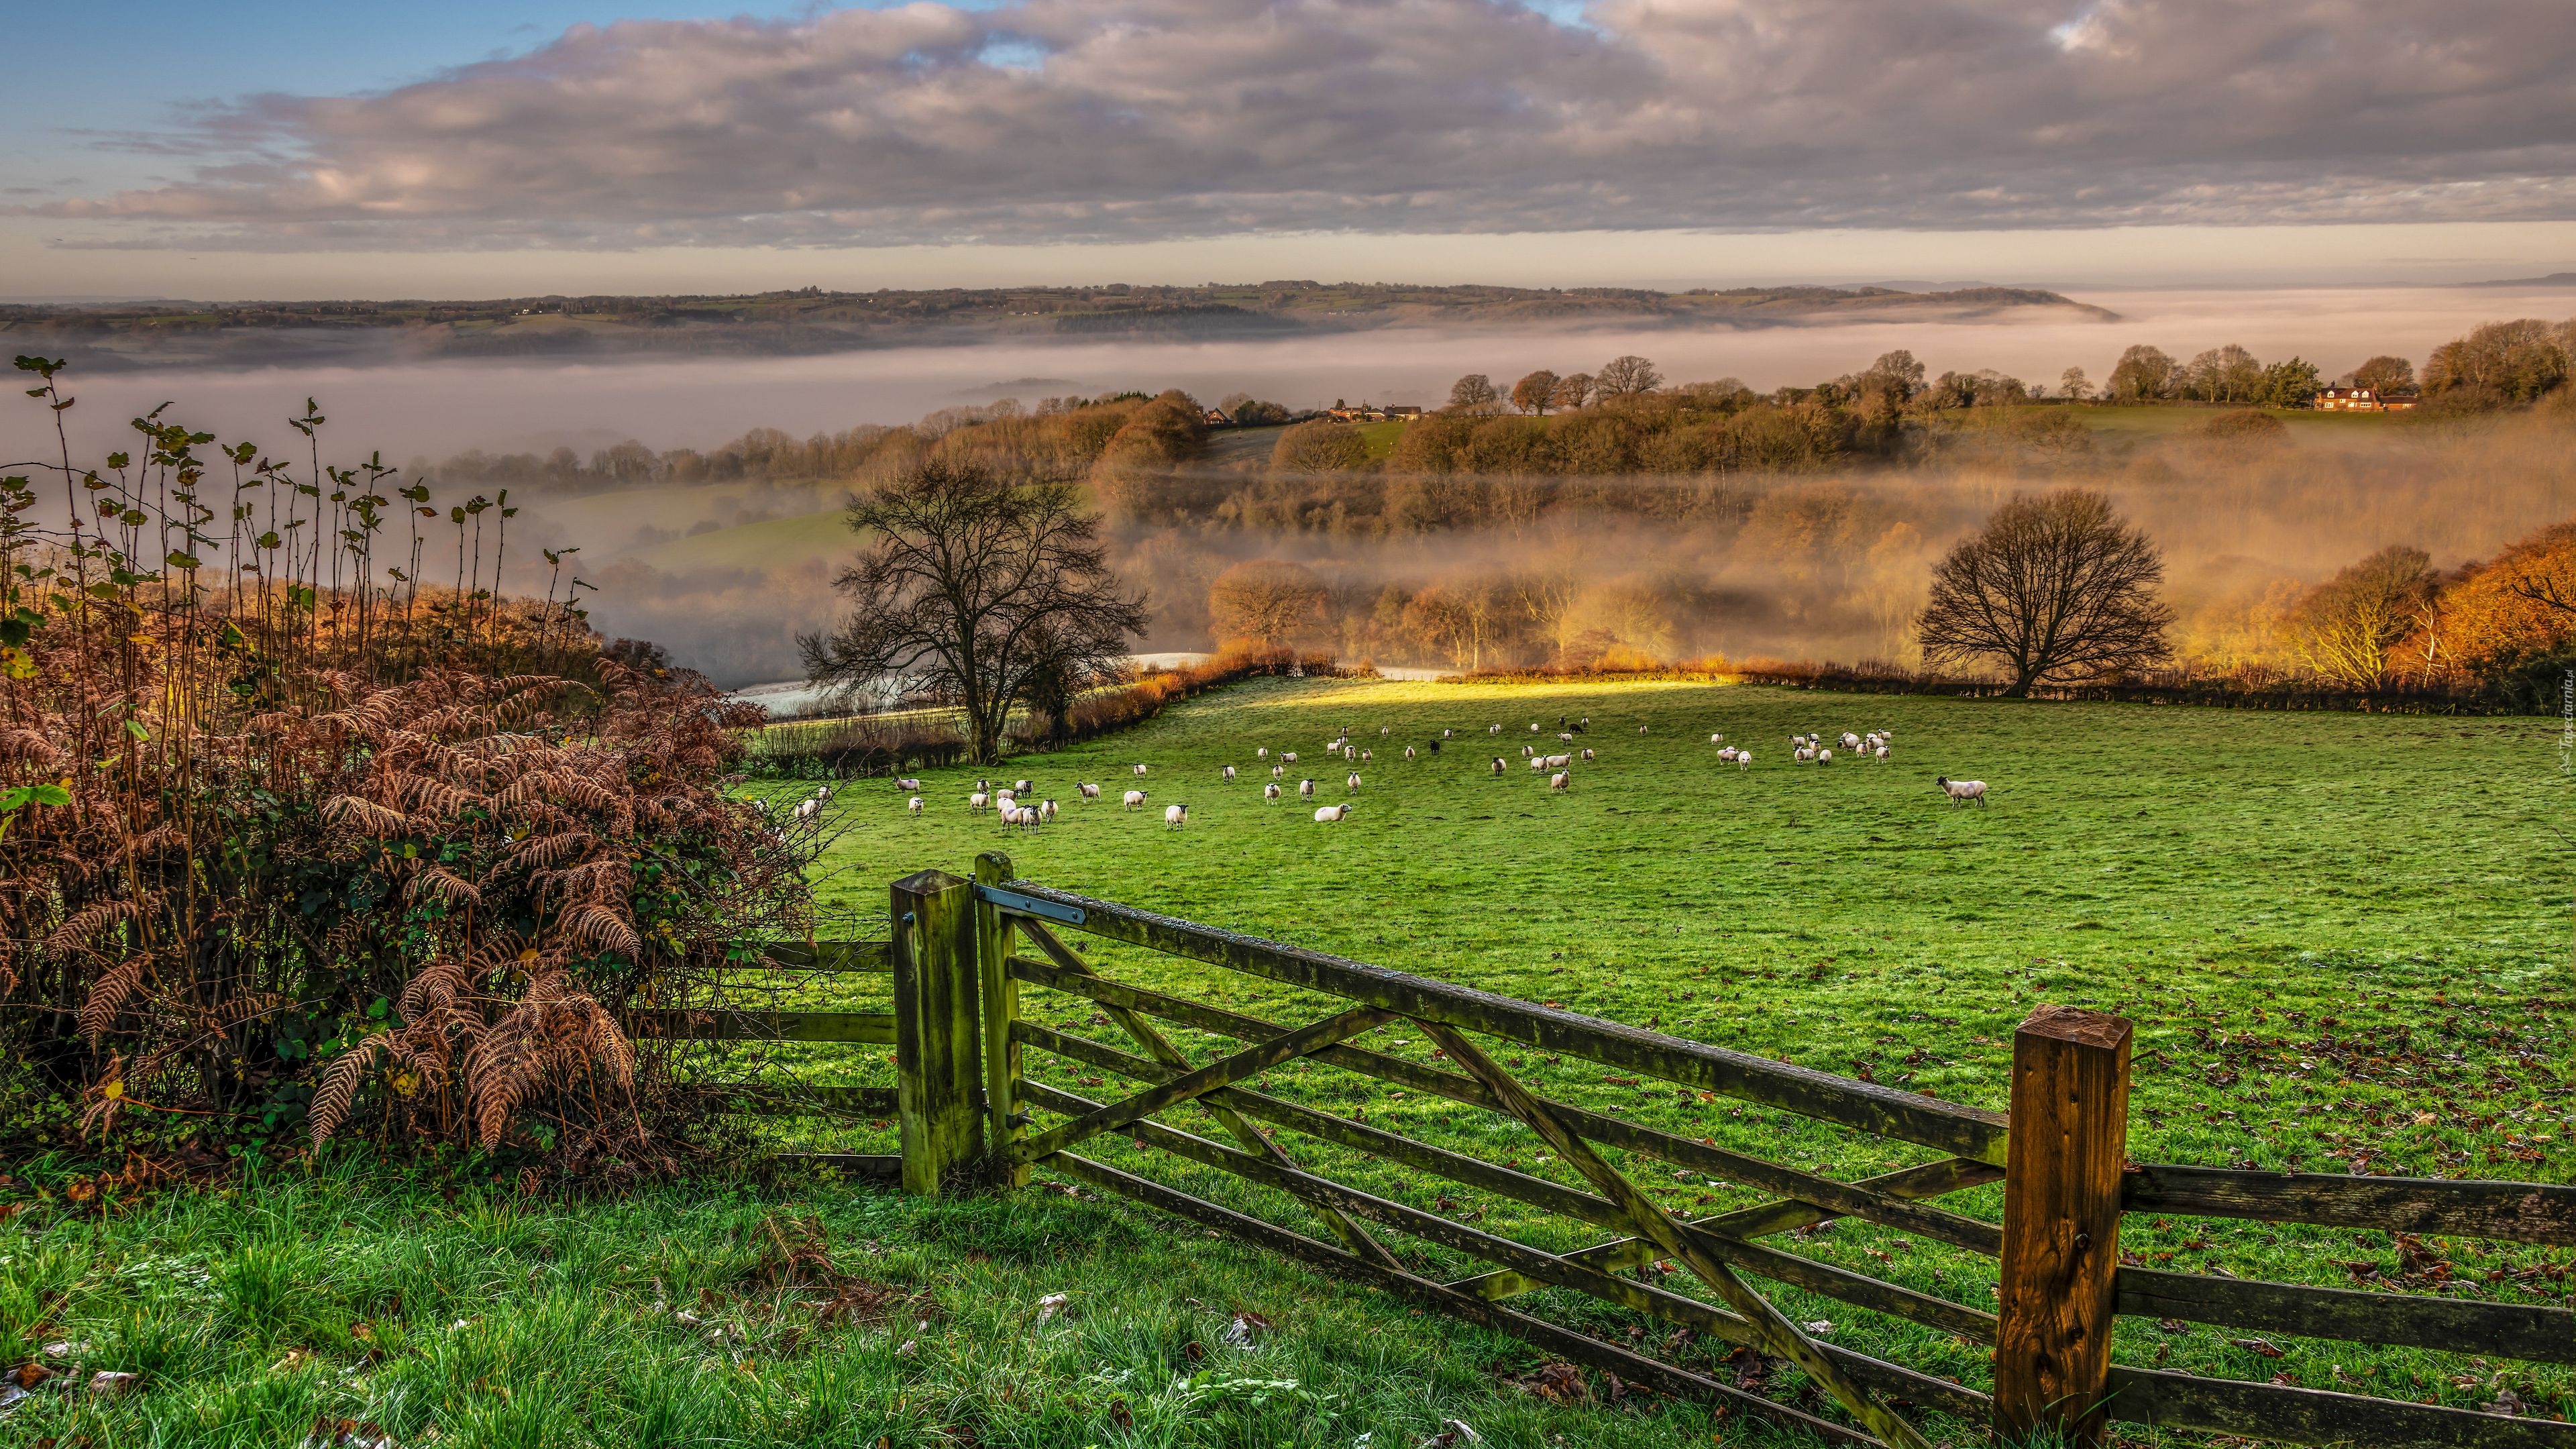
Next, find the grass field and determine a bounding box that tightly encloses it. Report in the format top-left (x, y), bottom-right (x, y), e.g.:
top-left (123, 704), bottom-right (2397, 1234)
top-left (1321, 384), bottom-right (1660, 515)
top-left (10, 678), bottom-right (2570, 1447)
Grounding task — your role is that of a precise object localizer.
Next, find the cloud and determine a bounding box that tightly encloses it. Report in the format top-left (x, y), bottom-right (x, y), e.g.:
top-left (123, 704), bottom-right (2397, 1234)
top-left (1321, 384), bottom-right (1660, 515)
top-left (30, 0), bottom-right (2576, 248)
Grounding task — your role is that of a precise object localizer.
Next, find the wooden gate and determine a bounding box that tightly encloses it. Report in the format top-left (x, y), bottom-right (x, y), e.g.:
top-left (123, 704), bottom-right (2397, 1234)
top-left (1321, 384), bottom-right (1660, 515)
top-left (869, 855), bottom-right (2575, 1449)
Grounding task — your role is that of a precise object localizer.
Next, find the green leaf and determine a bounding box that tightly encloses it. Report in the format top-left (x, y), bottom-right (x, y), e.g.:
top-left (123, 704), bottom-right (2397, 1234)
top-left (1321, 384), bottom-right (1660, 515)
top-left (28, 784), bottom-right (69, 807)
top-left (164, 551), bottom-right (201, 570)
top-left (125, 719), bottom-right (150, 742)
top-left (0, 787), bottom-right (30, 812)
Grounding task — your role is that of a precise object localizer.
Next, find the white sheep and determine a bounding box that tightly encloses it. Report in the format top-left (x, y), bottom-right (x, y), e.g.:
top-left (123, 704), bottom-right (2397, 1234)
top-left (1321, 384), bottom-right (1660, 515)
top-left (1734, 750), bottom-right (1754, 771)
top-left (1874, 743), bottom-right (1890, 763)
top-left (1491, 757), bottom-right (1506, 775)
top-left (1580, 748), bottom-right (1595, 761)
top-left (750, 798), bottom-right (768, 814)
top-left (894, 777), bottom-right (922, 792)
top-left (1313, 803), bottom-right (1352, 822)
top-left (1283, 751), bottom-right (1299, 763)
top-left (1404, 746), bottom-right (1417, 760)
top-left (1014, 778), bottom-right (1032, 793)
top-left (1258, 747), bottom-right (1268, 758)
top-left (1165, 802), bottom-right (1189, 829)
top-left (1489, 724), bottom-right (1501, 735)
top-left (1558, 732), bottom-right (1573, 742)
top-left (1360, 749), bottom-right (1372, 762)
top-left (1346, 771), bottom-right (1362, 794)
top-left (1344, 747), bottom-right (1357, 761)
top-left (1041, 798), bottom-right (1058, 822)
top-left (1793, 746), bottom-right (1815, 764)
top-left (1442, 728), bottom-right (1454, 738)
top-left (1522, 743), bottom-right (1536, 757)
top-left (908, 796), bottom-right (923, 816)
top-left (1717, 746), bottom-right (1738, 762)
top-left (1937, 776), bottom-right (1989, 806)
top-left (1530, 722), bottom-right (1541, 733)
top-left (1124, 788), bottom-right (1149, 810)
top-left (796, 798), bottom-right (817, 821)
top-left (1549, 771), bottom-right (1570, 792)
top-left (1271, 763), bottom-right (1286, 779)
top-left (1546, 753), bottom-right (1570, 769)
top-left (969, 791), bottom-right (990, 812)
top-left (1079, 782), bottom-right (1102, 801)
top-left (1638, 724), bottom-right (1649, 735)
top-left (1133, 763), bottom-right (1148, 777)
top-left (1817, 747), bottom-right (1835, 765)
top-left (1264, 782), bottom-right (1281, 800)
top-left (1710, 733), bottom-right (1724, 744)
top-left (1839, 733), bottom-right (1861, 751)
top-left (1299, 778), bottom-right (1316, 798)
top-left (1222, 765), bottom-right (1237, 782)
top-left (1529, 756), bottom-right (1547, 771)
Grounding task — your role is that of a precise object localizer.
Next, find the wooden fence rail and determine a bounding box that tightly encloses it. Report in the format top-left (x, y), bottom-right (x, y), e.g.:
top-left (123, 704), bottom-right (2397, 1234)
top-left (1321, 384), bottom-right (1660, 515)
top-left (826, 862), bottom-right (2573, 1449)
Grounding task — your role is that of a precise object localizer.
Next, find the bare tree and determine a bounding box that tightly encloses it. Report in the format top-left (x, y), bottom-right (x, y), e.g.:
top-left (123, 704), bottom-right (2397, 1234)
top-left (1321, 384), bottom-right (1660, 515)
top-left (1511, 369), bottom-right (1562, 415)
top-left (1550, 372), bottom-right (1595, 411)
top-left (2058, 366), bottom-right (2092, 401)
top-left (1446, 374), bottom-right (1500, 411)
top-left (1916, 490), bottom-right (2174, 695)
top-left (1209, 559), bottom-right (1328, 647)
top-left (1595, 355), bottom-right (1662, 398)
top-left (2288, 545), bottom-right (2438, 689)
top-left (800, 458), bottom-right (1147, 763)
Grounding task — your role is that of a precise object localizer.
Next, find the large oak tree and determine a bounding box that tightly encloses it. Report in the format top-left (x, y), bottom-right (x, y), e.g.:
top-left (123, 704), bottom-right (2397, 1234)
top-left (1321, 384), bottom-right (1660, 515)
top-left (1916, 490), bottom-right (2173, 695)
top-left (800, 458), bottom-right (1146, 763)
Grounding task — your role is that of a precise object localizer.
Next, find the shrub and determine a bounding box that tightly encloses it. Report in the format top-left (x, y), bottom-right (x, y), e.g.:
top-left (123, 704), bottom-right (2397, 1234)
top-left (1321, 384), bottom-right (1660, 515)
top-left (0, 364), bottom-right (806, 1171)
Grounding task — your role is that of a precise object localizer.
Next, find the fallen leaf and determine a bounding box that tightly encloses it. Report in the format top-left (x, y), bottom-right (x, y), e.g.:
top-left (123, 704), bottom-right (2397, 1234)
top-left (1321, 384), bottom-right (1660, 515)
top-left (1803, 1320), bottom-right (1835, 1337)
top-left (1033, 1293), bottom-right (1071, 1326)
top-left (2233, 1337), bottom-right (2286, 1359)
top-left (89, 1371), bottom-right (139, 1395)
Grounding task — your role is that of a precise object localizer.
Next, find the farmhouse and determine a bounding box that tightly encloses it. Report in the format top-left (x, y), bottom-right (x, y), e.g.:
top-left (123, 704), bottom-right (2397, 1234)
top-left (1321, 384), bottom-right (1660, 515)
top-left (2316, 386), bottom-right (2422, 413)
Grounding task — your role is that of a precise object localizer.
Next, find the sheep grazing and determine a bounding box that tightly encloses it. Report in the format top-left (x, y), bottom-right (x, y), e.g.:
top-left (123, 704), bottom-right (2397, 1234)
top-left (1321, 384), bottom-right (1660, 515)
top-left (1491, 757), bottom-right (1506, 775)
top-left (1079, 782), bottom-right (1102, 801)
top-left (1014, 779), bottom-right (1032, 793)
top-left (1344, 747), bottom-right (1357, 761)
top-left (1313, 803), bottom-right (1352, 822)
top-left (1165, 803), bottom-right (1189, 829)
top-left (1133, 763), bottom-right (1148, 777)
top-left (1839, 733), bottom-right (1861, 751)
top-left (1442, 728), bottom-right (1454, 738)
top-left (1283, 751), bottom-right (1299, 763)
top-left (1874, 743), bottom-right (1890, 763)
top-left (1717, 746), bottom-right (1738, 762)
top-left (1817, 747), bottom-right (1835, 765)
top-left (1793, 746), bottom-right (1815, 764)
top-left (1299, 778), bottom-right (1316, 798)
top-left (969, 791), bottom-right (991, 812)
top-left (1529, 722), bottom-right (1541, 733)
top-left (1124, 788), bottom-right (1149, 810)
top-left (1404, 746), bottom-right (1417, 760)
top-left (1710, 733), bottom-right (1724, 744)
top-left (1580, 747), bottom-right (1595, 761)
top-left (1549, 771), bottom-right (1570, 792)
top-left (908, 796), bottom-right (923, 816)
top-left (1264, 782), bottom-right (1281, 800)
top-left (1041, 799), bottom-right (1058, 822)
top-left (1735, 750), bottom-right (1754, 771)
top-left (1222, 765), bottom-right (1237, 782)
top-left (1360, 749), bottom-right (1372, 762)
top-left (1272, 763), bottom-right (1286, 779)
top-left (1489, 724), bottom-right (1502, 735)
top-left (1638, 724), bottom-right (1648, 735)
top-left (1258, 747), bottom-right (1268, 758)
top-left (1380, 726), bottom-right (1389, 735)
top-left (1558, 732), bottom-right (1573, 742)
top-left (1936, 776), bottom-right (1990, 806)
top-left (1546, 753), bottom-right (1571, 769)
top-left (1522, 743), bottom-right (1536, 757)
top-left (795, 798), bottom-right (817, 821)
top-left (749, 798), bottom-right (769, 814)
top-left (1346, 771), bottom-right (1362, 794)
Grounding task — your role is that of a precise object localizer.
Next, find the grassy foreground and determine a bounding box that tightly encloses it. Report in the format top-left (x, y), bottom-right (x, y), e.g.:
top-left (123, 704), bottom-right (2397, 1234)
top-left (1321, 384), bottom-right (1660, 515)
top-left (7, 677), bottom-right (2570, 1446)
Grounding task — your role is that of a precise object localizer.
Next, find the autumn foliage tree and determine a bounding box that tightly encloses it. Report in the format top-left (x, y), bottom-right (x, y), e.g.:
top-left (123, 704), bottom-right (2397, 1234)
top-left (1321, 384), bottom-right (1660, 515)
top-left (1917, 490), bottom-right (2174, 694)
top-left (1208, 559), bottom-right (1330, 647)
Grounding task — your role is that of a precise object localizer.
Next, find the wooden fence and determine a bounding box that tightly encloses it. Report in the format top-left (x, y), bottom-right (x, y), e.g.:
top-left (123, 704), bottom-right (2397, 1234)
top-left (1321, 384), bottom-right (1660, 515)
top-left (753, 861), bottom-right (2572, 1448)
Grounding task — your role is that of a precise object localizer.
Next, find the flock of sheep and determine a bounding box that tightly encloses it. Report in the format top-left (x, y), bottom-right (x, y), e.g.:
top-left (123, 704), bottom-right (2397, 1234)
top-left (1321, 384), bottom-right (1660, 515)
top-left (835, 713), bottom-right (1990, 835)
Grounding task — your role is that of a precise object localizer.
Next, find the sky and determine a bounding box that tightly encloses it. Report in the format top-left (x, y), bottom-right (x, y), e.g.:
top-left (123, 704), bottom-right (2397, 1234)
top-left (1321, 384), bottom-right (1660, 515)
top-left (5, 0), bottom-right (2576, 299)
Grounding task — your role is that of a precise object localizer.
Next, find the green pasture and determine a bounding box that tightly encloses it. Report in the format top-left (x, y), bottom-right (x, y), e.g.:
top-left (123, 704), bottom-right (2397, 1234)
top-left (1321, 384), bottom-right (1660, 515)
top-left (9, 678), bottom-right (2569, 1448)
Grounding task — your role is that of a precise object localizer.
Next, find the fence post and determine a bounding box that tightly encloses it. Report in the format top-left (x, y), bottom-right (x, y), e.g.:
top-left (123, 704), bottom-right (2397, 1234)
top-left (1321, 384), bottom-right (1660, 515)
top-left (973, 851), bottom-right (1028, 1188)
top-left (1996, 1004), bottom-right (2133, 1448)
top-left (891, 868), bottom-right (983, 1196)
